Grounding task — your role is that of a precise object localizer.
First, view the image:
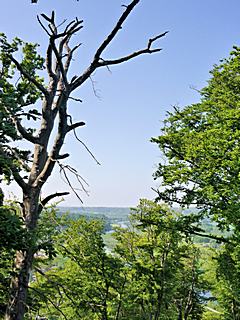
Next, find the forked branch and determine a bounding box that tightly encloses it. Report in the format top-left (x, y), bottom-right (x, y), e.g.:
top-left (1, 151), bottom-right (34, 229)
top-left (71, 0), bottom-right (167, 91)
top-left (98, 31), bottom-right (168, 66)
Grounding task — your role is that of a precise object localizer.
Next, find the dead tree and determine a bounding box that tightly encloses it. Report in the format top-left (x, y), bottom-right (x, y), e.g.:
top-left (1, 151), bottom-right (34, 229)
top-left (3, 1), bottom-right (167, 319)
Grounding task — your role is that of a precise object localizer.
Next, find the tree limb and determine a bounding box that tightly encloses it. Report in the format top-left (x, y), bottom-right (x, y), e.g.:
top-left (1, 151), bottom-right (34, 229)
top-left (94, 0), bottom-right (140, 61)
top-left (67, 121), bottom-right (85, 131)
top-left (98, 31), bottom-right (168, 66)
top-left (189, 230), bottom-right (230, 243)
top-left (98, 48), bottom-right (162, 66)
top-left (11, 167), bottom-right (28, 192)
top-left (70, 1), bottom-right (166, 91)
top-left (9, 55), bottom-right (48, 97)
top-left (40, 191), bottom-right (70, 209)
top-left (13, 117), bottom-right (40, 144)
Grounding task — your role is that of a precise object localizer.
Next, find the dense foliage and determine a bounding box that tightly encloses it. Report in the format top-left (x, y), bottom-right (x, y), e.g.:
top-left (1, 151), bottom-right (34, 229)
top-left (20, 201), bottom-right (207, 320)
top-left (152, 46), bottom-right (240, 319)
top-left (152, 46), bottom-right (240, 230)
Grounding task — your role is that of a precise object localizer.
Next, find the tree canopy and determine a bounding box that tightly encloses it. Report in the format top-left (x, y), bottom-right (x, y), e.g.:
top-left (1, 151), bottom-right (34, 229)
top-left (152, 46), bottom-right (240, 230)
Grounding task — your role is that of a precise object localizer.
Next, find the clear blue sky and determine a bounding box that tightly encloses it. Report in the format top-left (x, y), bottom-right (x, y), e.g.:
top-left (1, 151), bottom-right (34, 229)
top-left (2, 0), bottom-right (240, 207)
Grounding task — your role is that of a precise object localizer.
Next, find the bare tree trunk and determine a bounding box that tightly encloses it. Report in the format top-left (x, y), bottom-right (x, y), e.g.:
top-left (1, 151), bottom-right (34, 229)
top-left (5, 250), bottom-right (34, 320)
top-left (5, 190), bottom-right (40, 320)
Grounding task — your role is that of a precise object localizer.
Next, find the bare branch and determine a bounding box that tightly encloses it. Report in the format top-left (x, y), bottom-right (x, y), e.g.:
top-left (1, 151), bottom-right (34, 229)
top-left (57, 18), bottom-right (67, 29)
top-left (40, 191), bottom-right (70, 208)
top-left (50, 37), bottom-right (69, 87)
top-left (64, 42), bottom-right (82, 75)
top-left (38, 13), bottom-right (83, 87)
top-left (68, 114), bottom-right (100, 165)
top-left (58, 162), bottom-right (89, 203)
top-left (147, 31), bottom-right (169, 49)
top-left (46, 43), bottom-right (56, 81)
top-left (55, 153), bottom-right (70, 160)
top-left (32, 92), bottom-right (70, 188)
top-left (11, 167), bottom-right (28, 192)
top-left (90, 76), bottom-right (101, 99)
top-left (98, 31), bottom-right (168, 66)
top-left (13, 117), bottom-right (39, 144)
top-left (68, 96), bottom-right (83, 103)
top-left (99, 48), bottom-right (162, 66)
top-left (67, 121), bottom-right (85, 131)
top-left (37, 15), bottom-right (51, 36)
top-left (9, 55), bottom-right (48, 96)
top-left (70, 2), bottom-right (167, 91)
top-left (94, 0), bottom-right (140, 61)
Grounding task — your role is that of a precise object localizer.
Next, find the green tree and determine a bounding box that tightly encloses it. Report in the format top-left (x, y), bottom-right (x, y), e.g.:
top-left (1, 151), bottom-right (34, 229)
top-left (152, 46), bottom-right (240, 317)
top-left (114, 200), bottom-right (206, 319)
top-left (212, 240), bottom-right (240, 319)
top-left (151, 46), bottom-right (240, 230)
top-left (27, 216), bottom-right (124, 320)
top-left (0, 2), bottom-right (167, 319)
top-left (20, 202), bottom-right (207, 320)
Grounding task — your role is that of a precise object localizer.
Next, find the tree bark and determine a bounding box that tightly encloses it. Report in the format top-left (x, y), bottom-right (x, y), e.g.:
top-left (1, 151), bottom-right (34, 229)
top-left (5, 189), bottom-right (40, 320)
top-left (5, 250), bottom-right (34, 320)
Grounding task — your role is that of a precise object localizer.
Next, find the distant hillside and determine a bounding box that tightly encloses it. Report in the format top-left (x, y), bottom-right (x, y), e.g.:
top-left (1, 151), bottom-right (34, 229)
top-left (58, 207), bottom-right (130, 229)
top-left (58, 207), bottom-right (131, 221)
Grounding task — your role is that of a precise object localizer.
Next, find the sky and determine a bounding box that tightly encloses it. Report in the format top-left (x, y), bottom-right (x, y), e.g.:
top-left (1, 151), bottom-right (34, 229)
top-left (1, 0), bottom-right (240, 207)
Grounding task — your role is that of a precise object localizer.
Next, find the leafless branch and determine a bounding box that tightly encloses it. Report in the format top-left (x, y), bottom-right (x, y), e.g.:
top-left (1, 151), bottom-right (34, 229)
top-left (8, 55), bottom-right (48, 97)
top-left (64, 42), bottom-right (82, 75)
top-left (37, 15), bottom-right (51, 36)
top-left (68, 114), bottom-right (100, 165)
top-left (70, 0), bottom-right (166, 91)
top-left (147, 31), bottom-right (169, 49)
top-left (13, 117), bottom-right (40, 144)
top-left (46, 43), bottom-right (56, 81)
top-left (55, 153), bottom-right (70, 160)
top-left (40, 191), bottom-right (70, 208)
top-left (58, 161), bottom-right (89, 203)
top-left (38, 13), bottom-right (83, 88)
top-left (68, 96), bottom-right (83, 103)
top-left (98, 48), bottom-right (162, 66)
top-left (10, 167), bottom-right (28, 192)
top-left (94, 0), bottom-right (140, 61)
top-left (98, 32), bottom-right (168, 67)
top-left (50, 37), bottom-right (69, 87)
top-left (89, 76), bottom-right (101, 99)
top-left (57, 19), bottom-right (68, 29)
top-left (67, 121), bottom-right (85, 131)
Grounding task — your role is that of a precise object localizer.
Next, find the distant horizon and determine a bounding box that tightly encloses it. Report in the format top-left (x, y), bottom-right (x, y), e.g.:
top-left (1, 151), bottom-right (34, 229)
top-left (58, 205), bottom-right (132, 208)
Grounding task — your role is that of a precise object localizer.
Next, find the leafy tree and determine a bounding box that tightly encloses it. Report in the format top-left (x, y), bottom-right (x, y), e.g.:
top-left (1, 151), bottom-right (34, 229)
top-left (151, 46), bottom-right (240, 231)
top-left (211, 240), bottom-right (240, 319)
top-left (20, 201), bottom-right (207, 320)
top-left (27, 216), bottom-right (124, 320)
top-left (0, 2), bottom-right (167, 319)
top-left (152, 46), bottom-right (240, 318)
top-left (114, 200), bottom-right (207, 319)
